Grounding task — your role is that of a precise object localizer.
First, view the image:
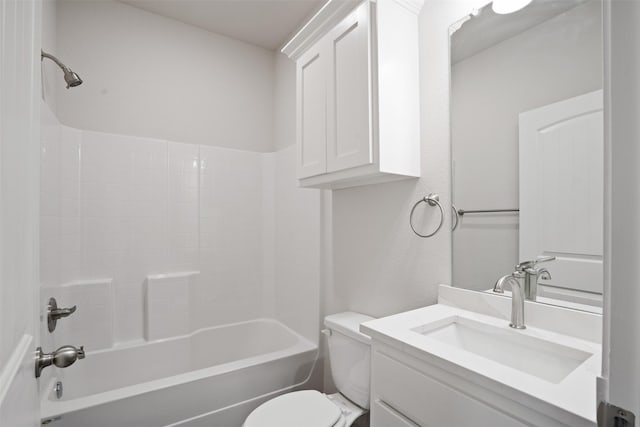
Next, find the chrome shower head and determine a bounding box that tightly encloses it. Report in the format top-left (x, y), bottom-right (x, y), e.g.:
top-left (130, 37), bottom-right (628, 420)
top-left (41, 50), bottom-right (83, 89)
top-left (63, 70), bottom-right (83, 88)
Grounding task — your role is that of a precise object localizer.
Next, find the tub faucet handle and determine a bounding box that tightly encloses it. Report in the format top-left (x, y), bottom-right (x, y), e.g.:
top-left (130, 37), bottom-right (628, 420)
top-left (53, 305), bottom-right (77, 317)
top-left (47, 297), bottom-right (77, 332)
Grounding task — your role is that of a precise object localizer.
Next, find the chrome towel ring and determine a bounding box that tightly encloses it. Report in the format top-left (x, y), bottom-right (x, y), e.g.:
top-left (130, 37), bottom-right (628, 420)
top-left (409, 193), bottom-right (444, 238)
top-left (451, 203), bottom-right (460, 231)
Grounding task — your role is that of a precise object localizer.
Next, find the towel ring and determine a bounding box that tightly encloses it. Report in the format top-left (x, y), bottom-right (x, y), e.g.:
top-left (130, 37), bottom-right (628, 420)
top-left (451, 203), bottom-right (460, 231)
top-left (410, 193), bottom-right (444, 238)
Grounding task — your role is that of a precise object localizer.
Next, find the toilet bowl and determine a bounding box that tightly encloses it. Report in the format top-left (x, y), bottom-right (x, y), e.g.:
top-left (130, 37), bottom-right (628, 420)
top-left (243, 312), bottom-right (374, 427)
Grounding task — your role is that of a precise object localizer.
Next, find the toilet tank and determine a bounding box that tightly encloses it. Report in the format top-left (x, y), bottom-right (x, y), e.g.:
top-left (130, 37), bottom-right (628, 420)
top-left (324, 312), bottom-right (374, 410)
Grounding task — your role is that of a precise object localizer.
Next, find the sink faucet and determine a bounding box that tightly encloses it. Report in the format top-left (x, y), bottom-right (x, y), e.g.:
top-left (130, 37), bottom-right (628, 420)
top-left (515, 256), bottom-right (556, 301)
top-left (493, 270), bottom-right (527, 329)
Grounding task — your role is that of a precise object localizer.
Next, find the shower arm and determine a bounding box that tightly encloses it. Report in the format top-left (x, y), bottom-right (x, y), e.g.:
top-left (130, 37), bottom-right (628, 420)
top-left (41, 50), bottom-right (72, 74)
top-left (41, 49), bottom-right (83, 88)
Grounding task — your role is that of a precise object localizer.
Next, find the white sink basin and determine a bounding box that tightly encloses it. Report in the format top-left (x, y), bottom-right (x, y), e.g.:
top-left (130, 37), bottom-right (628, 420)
top-left (412, 316), bottom-right (594, 383)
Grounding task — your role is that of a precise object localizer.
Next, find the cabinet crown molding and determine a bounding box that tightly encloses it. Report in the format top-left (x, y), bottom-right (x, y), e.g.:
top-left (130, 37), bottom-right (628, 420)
top-left (281, 0), bottom-right (424, 60)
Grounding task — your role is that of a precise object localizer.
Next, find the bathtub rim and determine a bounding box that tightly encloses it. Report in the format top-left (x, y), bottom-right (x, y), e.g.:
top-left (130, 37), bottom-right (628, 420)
top-left (40, 317), bottom-right (318, 420)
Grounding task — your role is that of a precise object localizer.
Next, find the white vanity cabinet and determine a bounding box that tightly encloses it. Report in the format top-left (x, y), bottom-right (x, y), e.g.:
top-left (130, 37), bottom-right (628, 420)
top-left (363, 288), bottom-right (600, 427)
top-left (370, 343), bottom-right (594, 427)
top-left (370, 345), bottom-right (530, 427)
top-left (283, 0), bottom-right (423, 189)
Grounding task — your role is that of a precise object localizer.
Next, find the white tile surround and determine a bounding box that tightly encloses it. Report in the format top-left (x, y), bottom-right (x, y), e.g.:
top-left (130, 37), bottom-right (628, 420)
top-left (40, 105), bottom-right (322, 349)
top-left (145, 272), bottom-right (197, 341)
top-left (42, 280), bottom-right (115, 351)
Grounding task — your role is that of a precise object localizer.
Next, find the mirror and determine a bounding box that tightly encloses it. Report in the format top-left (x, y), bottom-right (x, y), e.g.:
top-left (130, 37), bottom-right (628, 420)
top-left (450, 0), bottom-right (603, 311)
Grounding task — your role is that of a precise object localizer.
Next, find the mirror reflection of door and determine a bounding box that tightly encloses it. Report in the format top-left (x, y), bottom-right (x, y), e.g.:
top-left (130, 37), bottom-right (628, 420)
top-left (450, 0), bottom-right (603, 309)
top-left (519, 91), bottom-right (603, 302)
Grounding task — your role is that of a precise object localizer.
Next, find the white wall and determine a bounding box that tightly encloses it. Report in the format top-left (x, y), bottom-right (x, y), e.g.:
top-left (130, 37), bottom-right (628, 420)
top-left (274, 53), bottom-right (297, 152)
top-left (273, 146), bottom-right (322, 343)
top-left (451, 1), bottom-right (602, 290)
top-left (55, 0), bottom-right (275, 152)
top-left (41, 0), bottom-right (57, 113)
top-left (270, 52), bottom-right (324, 390)
top-left (272, 52), bottom-right (323, 341)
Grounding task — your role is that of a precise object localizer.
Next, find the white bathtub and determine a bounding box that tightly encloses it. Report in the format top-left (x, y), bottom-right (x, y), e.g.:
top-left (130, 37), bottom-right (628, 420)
top-left (40, 319), bottom-right (317, 427)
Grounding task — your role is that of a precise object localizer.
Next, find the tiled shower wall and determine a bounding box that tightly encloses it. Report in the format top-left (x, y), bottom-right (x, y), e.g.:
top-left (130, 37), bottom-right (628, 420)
top-left (39, 107), bottom-right (316, 349)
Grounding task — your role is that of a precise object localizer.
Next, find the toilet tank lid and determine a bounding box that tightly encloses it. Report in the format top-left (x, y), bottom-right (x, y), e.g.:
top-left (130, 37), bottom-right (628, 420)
top-left (324, 312), bottom-right (375, 344)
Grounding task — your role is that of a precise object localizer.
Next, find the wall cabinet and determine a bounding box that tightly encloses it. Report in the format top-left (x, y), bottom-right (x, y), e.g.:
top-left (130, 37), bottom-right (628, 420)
top-left (284, 0), bottom-right (423, 189)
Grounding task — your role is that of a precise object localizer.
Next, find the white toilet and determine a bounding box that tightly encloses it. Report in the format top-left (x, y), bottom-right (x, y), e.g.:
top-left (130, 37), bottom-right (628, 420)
top-left (244, 312), bottom-right (374, 427)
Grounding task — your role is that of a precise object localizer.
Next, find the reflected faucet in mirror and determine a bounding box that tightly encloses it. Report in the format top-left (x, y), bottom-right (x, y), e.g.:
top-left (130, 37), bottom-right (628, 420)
top-left (515, 256), bottom-right (556, 301)
top-left (494, 256), bottom-right (555, 302)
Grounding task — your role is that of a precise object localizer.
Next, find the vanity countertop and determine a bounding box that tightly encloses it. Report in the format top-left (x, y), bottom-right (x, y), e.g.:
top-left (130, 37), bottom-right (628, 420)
top-left (361, 286), bottom-right (602, 424)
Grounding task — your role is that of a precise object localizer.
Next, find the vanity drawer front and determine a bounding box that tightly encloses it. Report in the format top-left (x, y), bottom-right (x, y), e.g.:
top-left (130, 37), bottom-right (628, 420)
top-left (372, 400), bottom-right (420, 427)
top-left (372, 351), bottom-right (528, 427)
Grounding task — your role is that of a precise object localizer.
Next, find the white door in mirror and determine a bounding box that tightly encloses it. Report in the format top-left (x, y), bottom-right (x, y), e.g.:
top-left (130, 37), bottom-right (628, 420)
top-left (519, 90), bottom-right (604, 295)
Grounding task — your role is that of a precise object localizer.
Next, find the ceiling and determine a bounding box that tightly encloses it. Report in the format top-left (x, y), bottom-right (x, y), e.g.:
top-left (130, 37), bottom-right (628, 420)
top-left (119, 0), bottom-right (326, 51)
top-left (452, 0), bottom-right (591, 63)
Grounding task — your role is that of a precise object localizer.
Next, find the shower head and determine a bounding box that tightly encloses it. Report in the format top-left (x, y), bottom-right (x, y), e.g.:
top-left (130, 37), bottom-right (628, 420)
top-left (63, 70), bottom-right (83, 88)
top-left (41, 50), bottom-right (83, 89)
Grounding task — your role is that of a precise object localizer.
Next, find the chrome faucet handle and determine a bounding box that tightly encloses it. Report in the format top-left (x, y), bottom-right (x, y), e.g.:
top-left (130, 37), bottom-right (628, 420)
top-left (534, 255), bottom-right (556, 265)
top-left (51, 305), bottom-right (77, 318)
top-left (47, 297), bottom-right (77, 332)
top-left (516, 256), bottom-right (556, 271)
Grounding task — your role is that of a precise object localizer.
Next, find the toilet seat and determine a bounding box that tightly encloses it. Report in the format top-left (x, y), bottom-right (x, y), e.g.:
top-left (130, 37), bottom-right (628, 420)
top-left (244, 390), bottom-right (346, 427)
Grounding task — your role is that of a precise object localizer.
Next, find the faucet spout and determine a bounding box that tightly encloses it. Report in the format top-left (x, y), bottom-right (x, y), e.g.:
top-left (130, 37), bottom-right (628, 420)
top-left (493, 272), bottom-right (526, 329)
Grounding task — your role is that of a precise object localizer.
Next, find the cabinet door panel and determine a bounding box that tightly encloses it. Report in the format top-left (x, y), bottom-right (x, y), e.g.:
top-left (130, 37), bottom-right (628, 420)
top-left (326, 2), bottom-right (373, 173)
top-left (297, 45), bottom-right (327, 178)
top-left (372, 351), bottom-right (528, 427)
top-left (372, 400), bottom-right (420, 427)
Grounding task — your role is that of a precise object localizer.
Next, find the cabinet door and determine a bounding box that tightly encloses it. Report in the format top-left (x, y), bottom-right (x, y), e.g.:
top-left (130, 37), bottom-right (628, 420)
top-left (372, 400), bottom-right (420, 427)
top-left (372, 351), bottom-right (529, 427)
top-left (326, 2), bottom-right (373, 173)
top-left (297, 41), bottom-right (328, 178)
